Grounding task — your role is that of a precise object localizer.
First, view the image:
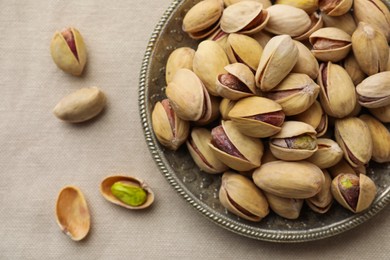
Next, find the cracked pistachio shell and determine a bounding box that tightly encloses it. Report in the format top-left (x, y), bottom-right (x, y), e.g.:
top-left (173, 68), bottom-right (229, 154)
top-left (253, 161), bottom-right (325, 199)
top-left (216, 63), bottom-right (256, 100)
top-left (166, 68), bottom-right (212, 121)
top-left (331, 173), bottom-right (377, 213)
top-left (352, 22), bottom-right (389, 76)
top-left (335, 117), bottom-right (373, 167)
top-left (255, 35), bottom-right (299, 91)
top-left (343, 54), bottom-right (367, 86)
top-left (50, 27), bottom-right (87, 76)
top-left (321, 12), bottom-right (357, 35)
top-left (225, 33), bottom-right (263, 71)
top-left (293, 12), bottom-right (324, 42)
top-left (219, 171), bottom-right (269, 222)
top-left (224, 0), bottom-right (272, 8)
top-left (369, 104), bottom-right (390, 123)
top-left (55, 186), bottom-right (90, 241)
top-left (151, 99), bottom-right (190, 151)
top-left (353, 0), bottom-right (390, 41)
top-left (193, 40), bottom-right (229, 96)
top-left (264, 73), bottom-right (320, 116)
top-left (182, 0), bottom-right (223, 39)
top-left (356, 72), bottom-right (390, 108)
top-left (264, 192), bottom-right (303, 220)
top-left (219, 98), bottom-right (236, 120)
top-left (100, 175), bottom-right (154, 210)
top-left (228, 96), bottom-right (285, 138)
top-left (265, 5), bottom-right (311, 37)
top-left (209, 120), bottom-right (264, 171)
top-left (269, 121), bottom-right (318, 161)
top-left (307, 138), bottom-right (343, 169)
top-left (317, 62), bottom-right (356, 118)
top-left (359, 114), bottom-right (390, 163)
top-left (319, 0), bottom-right (353, 16)
top-left (53, 87), bottom-right (106, 123)
top-left (306, 170), bottom-right (333, 214)
top-left (220, 1), bottom-right (270, 35)
top-left (292, 101), bottom-right (328, 137)
top-left (292, 41), bottom-right (319, 80)
top-left (275, 0), bottom-right (319, 14)
top-left (165, 47), bottom-right (195, 84)
top-left (310, 27), bottom-right (352, 62)
top-left (186, 128), bottom-right (229, 174)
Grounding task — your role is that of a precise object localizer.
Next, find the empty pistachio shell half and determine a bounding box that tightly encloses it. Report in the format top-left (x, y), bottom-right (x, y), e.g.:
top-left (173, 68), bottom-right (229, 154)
top-left (53, 87), bottom-right (106, 123)
top-left (50, 27), bottom-right (87, 76)
top-left (55, 186), bottom-right (90, 241)
top-left (100, 175), bottom-right (154, 210)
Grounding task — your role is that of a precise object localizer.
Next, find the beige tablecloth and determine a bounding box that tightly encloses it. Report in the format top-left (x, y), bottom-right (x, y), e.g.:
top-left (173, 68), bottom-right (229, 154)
top-left (0, 0), bottom-right (389, 259)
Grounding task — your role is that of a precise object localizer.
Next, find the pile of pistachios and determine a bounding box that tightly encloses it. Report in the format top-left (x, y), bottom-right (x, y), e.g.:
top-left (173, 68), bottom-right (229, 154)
top-left (151, 0), bottom-right (390, 221)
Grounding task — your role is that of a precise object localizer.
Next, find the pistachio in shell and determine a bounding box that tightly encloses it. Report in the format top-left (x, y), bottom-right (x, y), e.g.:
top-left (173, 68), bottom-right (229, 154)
top-left (307, 138), bottom-right (343, 169)
top-left (264, 192), bottom-right (304, 220)
top-left (321, 12), bottom-right (356, 35)
top-left (228, 96), bottom-right (285, 138)
top-left (219, 98), bottom-right (236, 120)
top-left (186, 128), bottom-right (229, 174)
top-left (342, 53), bottom-right (367, 86)
top-left (331, 173), bottom-right (377, 213)
top-left (319, 0), bottom-right (353, 16)
top-left (100, 175), bottom-right (154, 210)
top-left (275, 0), bottom-right (319, 14)
top-left (369, 104), bottom-right (390, 123)
top-left (306, 170), bottom-right (333, 214)
top-left (356, 71), bottom-right (390, 109)
top-left (151, 99), bottom-right (190, 151)
top-left (55, 186), bottom-right (90, 241)
top-left (224, 0), bottom-right (272, 8)
top-left (50, 27), bottom-right (87, 76)
top-left (293, 12), bottom-right (324, 42)
top-left (165, 47), bottom-right (195, 84)
top-left (253, 161), bottom-right (325, 199)
top-left (292, 101), bottom-right (328, 137)
top-left (291, 41), bottom-right (320, 80)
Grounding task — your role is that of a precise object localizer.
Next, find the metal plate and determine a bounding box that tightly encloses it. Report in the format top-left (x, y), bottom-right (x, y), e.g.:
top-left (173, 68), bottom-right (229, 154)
top-left (139, 0), bottom-right (390, 242)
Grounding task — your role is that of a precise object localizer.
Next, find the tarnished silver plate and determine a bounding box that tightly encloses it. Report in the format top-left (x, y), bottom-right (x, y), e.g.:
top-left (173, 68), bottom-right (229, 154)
top-left (139, 0), bottom-right (390, 242)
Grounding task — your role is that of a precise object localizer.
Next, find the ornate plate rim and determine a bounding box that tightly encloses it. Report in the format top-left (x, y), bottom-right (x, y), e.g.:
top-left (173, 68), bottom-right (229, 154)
top-left (138, 0), bottom-right (390, 242)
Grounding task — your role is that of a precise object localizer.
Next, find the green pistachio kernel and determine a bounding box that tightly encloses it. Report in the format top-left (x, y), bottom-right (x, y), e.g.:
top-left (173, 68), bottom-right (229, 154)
top-left (111, 181), bottom-right (147, 207)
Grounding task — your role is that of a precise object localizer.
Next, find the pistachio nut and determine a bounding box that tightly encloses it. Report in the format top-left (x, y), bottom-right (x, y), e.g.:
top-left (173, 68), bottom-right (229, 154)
top-left (220, 1), bottom-right (270, 35)
top-left (193, 40), bottom-right (229, 96)
top-left (165, 47), bottom-right (195, 84)
top-left (306, 170), bottom-right (333, 214)
top-left (331, 173), bottom-right (377, 213)
top-left (255, 35), bottom-right (299, 91)
top-left (228, 96), bottom-right (285, 138)
top-left (319, 0), bottom-right (353, 16)
top-left (151, 99), bottom-right (190, 151)
top-left (186, 128), bottom-right (229, 174)
top-left (352, 22), bottom-right (389, 76)
top-left (275, 0), bottom-right (319, 14)
top-left (321, 12), bottom-right (356, 35)
top-left (224, 0), bottom-right (272, 8)
top-left (225, 33), bottom-right (263, 71)
top-left (342, 54), bottom-right (367, 86)
top-left (50, 27), bottom-right (87, 76)
top-left (369, 104), bottom-right (390, 123)
top-left (334, 117), bottom-right (373, 167)
top-left (182, 0), bottom-right (223, 39)
top-left (219, 98), bottom-right (236, 120)
top-left (264, 192), bottom-right (304, 220)
top-left (353, 0), bottom-right (390, 41)
top-left (253, 161), bottom-right (325, 199)
top-left (356, 71), bottom-right (390, 108)
top-left (209, 120), bottom-right (264, 171)
top-left (292, 101), bottom-right (328, 137)
top-left (293, 12), bottom-right (324, 42)
top-left (216, 63), bottom-right (256, 100)
top-left (55, 186), bottom-right (90, 241)
top-left (264, 73), bottom-right (320, 116)
top-left (307, 138), bottom-right (343, 169)
top-left (359, 114), bottom-right (390, 163)
top-left (166, 68), bottom-right (212, 122)
top-left (100, 175), bottom-right (154, 210)
top-left (265, 4), bottom-right (311, 37)
top-left (53, 87), bottom-right (106, 123)
top-left (309, 27), bottom-right (352, 62)
top-left (317, 62), bottom-right (356, 118)
top-left (292, 40), bottom-right (320, 80)
top-left (219, 171), bottom-right (269, 222)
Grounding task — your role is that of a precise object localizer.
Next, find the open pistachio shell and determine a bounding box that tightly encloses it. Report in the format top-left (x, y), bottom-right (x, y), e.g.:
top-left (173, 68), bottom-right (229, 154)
top-left (186, 128), bottom-right (229, 174)
top-left (253, 161), bottom-right (325, 199)
top-left (306, 170), bottom-right (333, 214)
top-left (182, 0), bottom-right (223, 39)
top-left (165, 47), bottom-right (195, 84)
top-left (335, 117), bottom-right (373, 167)
top-left (55, 186), bottom-right (90, 241)
top-left (292, 101), bottom-right (328, 137)
top-left (321, 12), bottom-right (356, 35)
top-left (50, 27), bottom-right (87, 76)
top-left (319, 0), bottom-right (353, 16)
top-left (307, 138), bottom-right (343, 169)
top-left (100, 175), bottom-right (154, 210)
top-left (264, 192), bottom-right (303, 220)
top-left (219, 171), bottom-right (269, 222)
top-left (270, 121), bottom-right (318, 161)
top-left (331, 173), bottom-right (377, 213)
top-left (356, 71), bottom-right (390, 109)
